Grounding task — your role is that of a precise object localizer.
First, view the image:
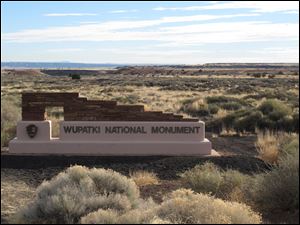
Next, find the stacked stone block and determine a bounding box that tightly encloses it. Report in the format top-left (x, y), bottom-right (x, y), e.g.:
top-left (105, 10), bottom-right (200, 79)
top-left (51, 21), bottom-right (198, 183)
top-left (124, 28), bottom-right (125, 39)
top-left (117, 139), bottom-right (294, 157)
top-left (22, 92), bottom-right (198, 122)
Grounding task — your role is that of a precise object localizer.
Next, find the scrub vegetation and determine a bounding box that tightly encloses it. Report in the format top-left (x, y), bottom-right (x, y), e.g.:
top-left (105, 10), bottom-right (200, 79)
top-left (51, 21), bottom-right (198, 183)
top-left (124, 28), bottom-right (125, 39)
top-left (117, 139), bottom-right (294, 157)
top-left (1, 65), bottom-right (299, 224)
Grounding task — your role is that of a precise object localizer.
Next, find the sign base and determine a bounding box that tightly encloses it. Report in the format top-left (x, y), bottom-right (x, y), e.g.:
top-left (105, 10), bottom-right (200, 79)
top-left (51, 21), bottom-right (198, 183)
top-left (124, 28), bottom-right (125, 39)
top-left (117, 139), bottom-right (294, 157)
top-left (9, 138), bottom-right (212, 156)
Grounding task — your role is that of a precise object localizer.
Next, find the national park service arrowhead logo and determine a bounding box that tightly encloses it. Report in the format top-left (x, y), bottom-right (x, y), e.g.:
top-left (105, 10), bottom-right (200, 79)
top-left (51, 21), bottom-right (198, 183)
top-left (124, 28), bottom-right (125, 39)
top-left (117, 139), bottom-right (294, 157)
top-left (26, 124), bottom-right (38, 138)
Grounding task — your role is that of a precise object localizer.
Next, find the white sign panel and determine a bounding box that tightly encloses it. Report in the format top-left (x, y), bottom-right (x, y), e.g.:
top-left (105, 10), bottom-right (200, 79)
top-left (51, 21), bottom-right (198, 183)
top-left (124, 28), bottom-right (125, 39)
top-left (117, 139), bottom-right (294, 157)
top-left (60, 121), bottom-right (205, 142)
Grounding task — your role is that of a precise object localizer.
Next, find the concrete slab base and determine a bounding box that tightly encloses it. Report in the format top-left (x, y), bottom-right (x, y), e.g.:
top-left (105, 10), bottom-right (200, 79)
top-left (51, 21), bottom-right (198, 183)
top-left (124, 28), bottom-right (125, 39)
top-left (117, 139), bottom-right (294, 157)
top-left (9, 138), bottom-right (212, 156)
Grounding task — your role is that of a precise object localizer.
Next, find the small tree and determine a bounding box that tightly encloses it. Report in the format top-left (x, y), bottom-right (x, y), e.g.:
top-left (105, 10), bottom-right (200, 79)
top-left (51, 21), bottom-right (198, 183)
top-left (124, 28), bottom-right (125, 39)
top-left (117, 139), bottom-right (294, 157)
top-left (71, 74), bottom-right (81, 80)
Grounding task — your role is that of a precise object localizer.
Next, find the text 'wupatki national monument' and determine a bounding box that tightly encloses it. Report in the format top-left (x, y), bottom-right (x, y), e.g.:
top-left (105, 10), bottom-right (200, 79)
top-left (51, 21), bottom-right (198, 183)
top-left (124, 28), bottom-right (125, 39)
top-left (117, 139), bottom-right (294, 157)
top-left (9, 93), bottom-right (212, 155)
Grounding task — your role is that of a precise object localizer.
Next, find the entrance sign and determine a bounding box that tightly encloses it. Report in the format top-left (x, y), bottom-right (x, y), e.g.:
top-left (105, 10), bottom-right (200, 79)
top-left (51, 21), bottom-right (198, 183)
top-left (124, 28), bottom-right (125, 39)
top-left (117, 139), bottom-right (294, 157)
top-left (9, 93), bottom-right (212, 155)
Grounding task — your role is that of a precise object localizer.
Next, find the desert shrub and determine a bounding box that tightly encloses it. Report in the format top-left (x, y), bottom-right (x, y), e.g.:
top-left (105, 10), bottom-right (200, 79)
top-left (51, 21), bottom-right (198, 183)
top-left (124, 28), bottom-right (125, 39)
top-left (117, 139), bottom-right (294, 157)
top-left (80, 201), bottom-right (160, 224)
top-left (1, 95), bottom-right (21, 147)
top-left (181, 162), bottom-right (250, 201)
top-left (281, 136), bottom-right (299, 157)
top-left (130, 171), bottom-right (159, 187)
top-left (181, 96), bottom-right (249, 119)
top-left (245, 136), bottom-right (299, 212)
top-left (208, 104), bottom-right (219, 114)
top-left (70, 74), bottom-right (81, 79)
top-left (217, 99), bottom-right (296, 134)
top-left (180, 99), bottom-right (210, 117)
top-left (292, 112), bottom-right (299, 132)
top-left (81, 189), bottom-right (262, 224)
top-left (181, 162), bottom-right (223, 196)
top-left (13, 166), bottom-right (140, 224)
top-left (259, 99), bottom-right (292, 119)
top-left (251, 149), bottom-right (299, 212)
top-left (206, 96), bottom-right (235, 104)
top-left (257, 99), bottom-right (295, 132)
top-left (218, 170), bottom-right (251, 200)
top-left (252, 73), bottom-right (262, 78)
top-left (206, 118), bottom-right (223, 133)
top-left (222, 109), bottom-right (250, 130)
top-left (157, 189), bottom-right (262, 224)
top-left (233, 111), bottom-right (263, 133)
top-left (220, 102), bottom-right (243, 110)
top-left (206, 96), bottom-right (247, 106)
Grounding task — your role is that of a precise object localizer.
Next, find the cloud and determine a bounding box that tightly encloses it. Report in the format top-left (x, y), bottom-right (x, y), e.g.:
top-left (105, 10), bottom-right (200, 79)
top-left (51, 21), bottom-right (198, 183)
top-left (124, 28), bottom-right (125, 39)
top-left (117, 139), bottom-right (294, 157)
top-left (2, 13), bottom-right (261, 43)
top-left (153, 1), bottom-right (299, 13)
top-left (44, 13), bottom-right (97, 17)
top-left (109, 9), bottom-right (138, 13)
top-left (2, 18), bottom-right (298, 45)
top-left (47, 48), bottom-right (83, 52)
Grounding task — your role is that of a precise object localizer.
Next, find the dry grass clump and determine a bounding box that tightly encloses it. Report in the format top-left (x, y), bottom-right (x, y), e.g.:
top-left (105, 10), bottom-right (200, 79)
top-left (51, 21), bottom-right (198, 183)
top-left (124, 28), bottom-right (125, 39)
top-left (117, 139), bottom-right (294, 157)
top-left (255, 131), bottom-right (296, 164)
top-left (130, 170), bottom-right (160, 187)
top-left (157, 189), bottom-right (262, 224)
top-left (219, 126), bottom-right (238, 137)
top-left (12, 165), bottom-right (141, 224)
top-left (255, 131), bottom-right (282, 164)
top-left (214, 108), bottom-right (229, 119)
top-left (179, 98), bottom-right (210, 117)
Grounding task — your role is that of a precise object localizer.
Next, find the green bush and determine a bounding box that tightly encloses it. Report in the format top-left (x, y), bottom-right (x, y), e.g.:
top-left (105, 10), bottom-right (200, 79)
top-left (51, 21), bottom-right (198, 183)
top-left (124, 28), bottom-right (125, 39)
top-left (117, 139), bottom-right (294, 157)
top-left (208, 104), bottom-right (219, 114)
top-left (206, 96), bottom-right (235, 104)
top-left (250, 147), bottom-right (299, 212)
top-left (222, 110), bottom-right (250, 131)
top-left (281, 137), bottom-right (299, 157)
top-left (233, 111), bottom-right (263, 133)
top-left (218, 170), bottom-right (251, 200)
top-left (238, 136), bottom-right (298, 212)
top-left (259, 99), bottom-right (292, 118)
top-left (181, 162), bottom-right (250, 200)
top-left (1, 95), bottom-right (21, 147)
top-left (13, 166), bottom-right (141, 224)
top-left (220, 102), bottom-right (243, 110)
top-left (216, 99), bottom-right (297, 133)
top-left (257, 100), bottom-right (295, 132)
top-left (181, 162), bottom-right (223, 196)
top-left (70, 74), bottom-right (81, 79)
top-left (292, 112), bottom-right (299, 132)
top-left (206, 118), bottom-right (223, 133)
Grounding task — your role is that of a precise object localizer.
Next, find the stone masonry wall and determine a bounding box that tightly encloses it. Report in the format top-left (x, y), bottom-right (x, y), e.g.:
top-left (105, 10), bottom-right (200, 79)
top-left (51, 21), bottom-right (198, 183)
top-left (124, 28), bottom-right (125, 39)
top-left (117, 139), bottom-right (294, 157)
top-left (22, 92), bottom-right (198, 122)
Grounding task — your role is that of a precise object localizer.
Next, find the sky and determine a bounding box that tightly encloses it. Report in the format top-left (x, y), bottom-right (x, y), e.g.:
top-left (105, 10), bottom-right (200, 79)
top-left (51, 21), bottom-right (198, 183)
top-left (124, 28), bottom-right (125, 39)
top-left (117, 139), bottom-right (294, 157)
top-left (1, 1), bottom-right (299, 64)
